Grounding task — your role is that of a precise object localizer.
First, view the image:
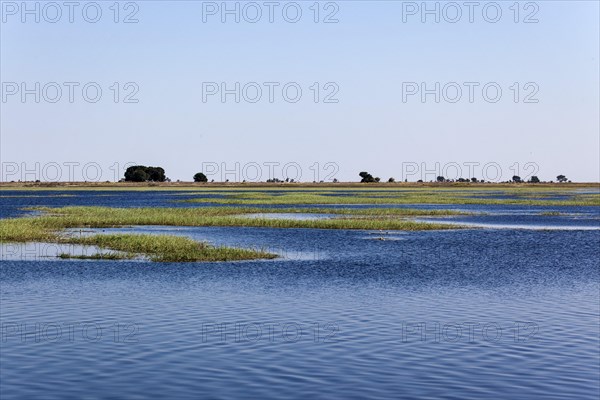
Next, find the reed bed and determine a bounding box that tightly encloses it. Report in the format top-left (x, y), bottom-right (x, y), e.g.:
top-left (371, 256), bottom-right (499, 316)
top-left (70, 234), bottom-right (276, 262)
top-left (0, 205), bottom-right (462, 262)
top-left (58, 252), bottom-right (134, 260)
top-left (181, 191), bottom-right (599, 206)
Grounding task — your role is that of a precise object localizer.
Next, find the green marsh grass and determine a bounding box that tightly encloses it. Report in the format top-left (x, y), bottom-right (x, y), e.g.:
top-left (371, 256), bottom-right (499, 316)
top-left (180, 190), bottom-right (600, 206)
top-left (58, 252), bottom-right (134, 260)
top-left (0, 205), bottom-right (463, 262)
top-left (71, 234), bottom-right (276, 262)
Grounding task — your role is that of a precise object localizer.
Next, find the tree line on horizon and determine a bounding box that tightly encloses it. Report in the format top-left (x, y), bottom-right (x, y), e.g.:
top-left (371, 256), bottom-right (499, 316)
top-left (358, 171), bottom-right (570, 184)
top-left (121, 165), bottom-right (571, 184)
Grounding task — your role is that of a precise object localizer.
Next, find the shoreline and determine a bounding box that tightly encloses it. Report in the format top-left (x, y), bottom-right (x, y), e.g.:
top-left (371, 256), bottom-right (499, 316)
top-left (1, 182), bottom-right (598, 190)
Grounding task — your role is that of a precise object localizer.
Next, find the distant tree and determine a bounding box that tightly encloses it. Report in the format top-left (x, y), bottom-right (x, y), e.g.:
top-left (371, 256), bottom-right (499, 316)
top-left (332, 178), bottom-right (339, 183)
top-left (436, 176), bottom-right (445, 183)
top-left (388, 177), bottom-right (395, 183)
top-left (557, 175), bottom-right (568, 183)
top-left (374, 177), bottom-right (381, 182)
top-left (471, 177), bottom-right (478, 183)
top-left (359, 171), bottom-right (376, 183)
top-left (193, 172), bottom-right (208, 183)
top-left (512, 175), bottom-right (522, 183)
top-left (529, 176), bottom-right (540, 183)
top-left (124, 165), bottom-right (166, 182)
top-left (146, 167), bottom-right (166, 182)
top-left (130, 168), bottom-right (149, 182)
top-left (417, 179), bottom-right (423, 183)
top-left (124, 166), bottom-right (145, 182)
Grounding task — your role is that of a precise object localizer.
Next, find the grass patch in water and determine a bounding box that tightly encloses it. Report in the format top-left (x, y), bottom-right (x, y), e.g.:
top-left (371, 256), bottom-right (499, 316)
top-left (58, 252), bottom-right (134, 260)
top-left (11, 206), bottom-right (463, 231)
top-left (0, 208), bottom-right (281, 262)
top-left (178, 188), bottom-right (600, 206)
top-left (0, 206), bottom-right (462, 262)
top-left (0, 205), bottom-right (463, 262)
top-left (70, 234), bottom-right (276, 262)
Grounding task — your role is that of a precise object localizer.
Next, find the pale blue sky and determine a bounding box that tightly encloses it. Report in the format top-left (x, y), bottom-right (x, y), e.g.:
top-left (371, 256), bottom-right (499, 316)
top-left (1, 1), bottom-right (599, 182)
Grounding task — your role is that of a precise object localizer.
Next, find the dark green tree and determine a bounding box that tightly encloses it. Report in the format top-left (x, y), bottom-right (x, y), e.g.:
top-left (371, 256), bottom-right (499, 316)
top-left (146, 167), bottom-right (166, 182)
top-left (194, 172), bottom-right (208, 183)
top-left (359, 171), bottom-right (376, 183)
top-left (124, 165), bottom-right (167, 182)
top-left (124, 165), bottom-right (146, 182)
top-left (130, 168), bottom-right (149, 182)
top-left (529, 176), bottom-right (540, 183)
top-left (557, 175), bottom-right (568, 183)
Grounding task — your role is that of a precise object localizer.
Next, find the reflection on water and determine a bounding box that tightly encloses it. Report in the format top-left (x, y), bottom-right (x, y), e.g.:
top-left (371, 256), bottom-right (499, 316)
top-left (1, 191), bottom-right (599, 399)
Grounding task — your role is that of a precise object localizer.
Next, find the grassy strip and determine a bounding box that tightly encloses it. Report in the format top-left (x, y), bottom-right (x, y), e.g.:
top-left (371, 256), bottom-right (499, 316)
top-left (25, 205), bottom-right (466, 223)
top-left (69, 234), bottom-right (276, 262)
top-left (180, 191), bottom-right (600, 206)
top-left (22, 206), bottom-right (464, 228)
top-left (0, 206), bottom-right (461, 262)
top-left (58, 252), bottom-right (134, 260)
top-left (0, 208), bottom-right (281, 262)
top-left (0, 206), bottom-right (461, 242)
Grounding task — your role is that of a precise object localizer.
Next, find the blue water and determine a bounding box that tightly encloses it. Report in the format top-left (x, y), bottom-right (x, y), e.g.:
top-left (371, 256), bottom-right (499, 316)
top-left (1, 190), bottom-right (599, 399)
top-left (0, 190), bottom-right (206, 218)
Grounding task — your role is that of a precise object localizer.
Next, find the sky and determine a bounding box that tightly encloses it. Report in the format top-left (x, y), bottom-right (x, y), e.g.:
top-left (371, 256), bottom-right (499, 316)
top-left (1, 0), bottom-right (599, 183)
